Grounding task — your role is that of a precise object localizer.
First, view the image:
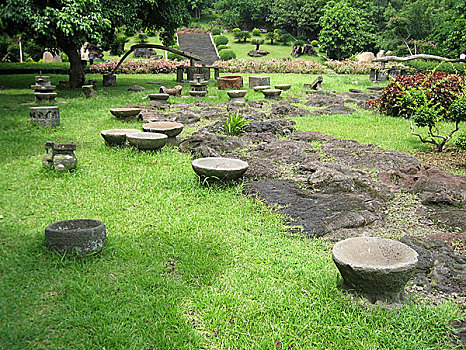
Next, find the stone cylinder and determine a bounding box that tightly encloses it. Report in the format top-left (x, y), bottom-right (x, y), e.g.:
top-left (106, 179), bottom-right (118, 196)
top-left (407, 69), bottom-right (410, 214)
top-left (249, 75), bottom-right (270, 88)
top-left (103, 74), bottom-right (116, 87)
top-left (30, 106), bottom-right (60, 127)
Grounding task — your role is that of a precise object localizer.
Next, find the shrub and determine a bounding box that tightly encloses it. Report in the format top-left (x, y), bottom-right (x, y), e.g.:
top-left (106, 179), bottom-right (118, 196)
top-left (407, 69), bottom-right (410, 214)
top-left (224, 112), bottom-right (249, 136)
top-left (219, 49), bottom-right (236, 60)
top-left (213, 58), bottom-right (326, 74)
top-left (406, 60), bottom-right (466, 75)
top-left (250, 38), bottom-right (264, 50)
top-left (136, 32), bottom-right (148, 44)
top-left (400, 86), bottom-right (466, 151)
top-left (323, 59), bottom-right (375, 74)
top-left (311, 40), bottom-right (318, 46)
top-left (167, 45), bottom-right (184, 60)
top-left (232, 28), bottom-right (241, 33)
top-left (455, 132), bottom-right (466, 150)
top-left (252, 28), bottom-right (261, 36)
top-left (375, 71), bottom-right (466, 118)
top-left (293, 40), bottom-right (305, 47)
top-left (60, 52), bottom-right (69, 62)
top-left (109, 32), bottom-right (128, 56)
top-left (214, 35), bottom-right (229, 47)
top-left (279, 33), bottom-right (294, 45)
top-left (266, 32), bottom-right (279, 45)
top-left (217, 45), bottom-right (228, 51)
top-left (234, 31), bottom-right (251, 42)
top-left (211, 27), bottom-right (222, 36)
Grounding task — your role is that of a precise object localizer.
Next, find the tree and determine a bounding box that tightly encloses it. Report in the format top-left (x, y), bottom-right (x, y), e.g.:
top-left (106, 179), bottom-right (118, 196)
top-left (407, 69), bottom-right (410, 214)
top-left (0, 0), bottom-right (188, 88)
top-left (215, 0), bottom-right (270, 29)
top-left (318, 1), bottom-right (375, 60)
top-left (250, 38), bottom-right (264, 50)
top-left (266, 31), bottom-right (279, 45)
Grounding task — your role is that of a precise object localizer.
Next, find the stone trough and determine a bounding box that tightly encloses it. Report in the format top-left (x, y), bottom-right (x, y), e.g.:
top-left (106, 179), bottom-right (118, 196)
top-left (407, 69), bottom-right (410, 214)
top-left (191, 157), bottom-right (249, 181)
top-left (100, 129), bottom-right (140, 147)
top-left (45, 219), bottom-right (106, 256)
top-left (332, 237), bottom-right (418, 304)
top-left (126, 131), bottom-right (167, 151)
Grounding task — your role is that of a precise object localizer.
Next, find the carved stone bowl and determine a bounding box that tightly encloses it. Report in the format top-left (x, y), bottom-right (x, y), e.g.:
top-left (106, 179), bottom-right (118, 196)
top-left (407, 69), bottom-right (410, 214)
top-left (262, 89), bottom-right (282, 100)
top-left (275, 84), bottom-right (291, 90)
top-left (100, 129), bottom-right (140, 146)
top-left (332, 237), bottom-right (418, 304)
top-left (110, 107), bottom-right (141, 121)
top-left (45, 219), bottom-right (106, 256)
top-left (191, 157), bottom-right (249, 181)
top-left (253, 85), bottom-right (271, 92)
top-left (126, 131), bottom-right (168, 151)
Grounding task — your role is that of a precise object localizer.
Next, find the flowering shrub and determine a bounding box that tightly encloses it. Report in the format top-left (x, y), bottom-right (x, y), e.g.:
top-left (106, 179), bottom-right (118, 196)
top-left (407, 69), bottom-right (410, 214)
top-left (323, 59), bottom-right (375, 74)
top-left (375, 71), bottom-right (466, 117)
top-left (213, 59), bottom-right (327, 74)
top-left (88, 59), bottom-right (189, 74)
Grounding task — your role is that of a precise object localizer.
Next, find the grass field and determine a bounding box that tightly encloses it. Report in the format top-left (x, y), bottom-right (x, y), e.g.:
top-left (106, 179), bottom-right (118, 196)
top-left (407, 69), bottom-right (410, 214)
top-left (0, 73), bottom-right (464, 349)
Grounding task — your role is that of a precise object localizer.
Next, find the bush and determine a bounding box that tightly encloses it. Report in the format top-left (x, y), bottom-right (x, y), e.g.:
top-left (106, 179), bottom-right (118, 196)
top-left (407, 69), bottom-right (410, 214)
top-left (455, 132), bottom-right (466, 150)
top-left (136, 32), bottom-right (149, 44)
top-left (219, 49), bottom-right (236, 60)
top-left (250, 38), bottom-right (264, 50)
top-left (167, 44), bottom-right (184, 60)
top-left (375, 71), bottom-right (466, 118)
top-left (109, 32), bottom-right (129, 56)
top-left (213, 58), bottom-right (326, 74)
top-left (311, 40), bottom-right (318, 46)
top-left (323, 59), bottom-right (375, 74)
top-left (406, 60), bottom-right (466, 75)
top-left (293, 40), bottom-right (306, 47)
top-left (252, 28), bottom-right (261, 37)
top-left (217, 45), bottom-right (228, 51)
top-left (266, 32), bottom-right (279, 45)
top-left (211, 27), bottom-right (222, 36)
top-left (214, 35), bottom-right (229, 47)
top-left (60, 52), bottom-right (69, 62)
top-left (232, 28), bottom-right (241, 33)
top-left (234, 31), bottom-right (251, 42)
top-left (279, 33), bottom-right (294, 45)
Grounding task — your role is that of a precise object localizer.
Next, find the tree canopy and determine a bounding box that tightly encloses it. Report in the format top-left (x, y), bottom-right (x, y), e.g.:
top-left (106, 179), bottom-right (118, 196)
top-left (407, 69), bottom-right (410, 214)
top-left (0, 0), bottom-right (188, 87)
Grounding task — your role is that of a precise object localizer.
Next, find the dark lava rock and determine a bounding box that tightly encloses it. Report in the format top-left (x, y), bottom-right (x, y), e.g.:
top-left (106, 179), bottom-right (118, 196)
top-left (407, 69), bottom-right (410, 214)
top-left (400, 236), bottom-right (466, 296)
top-left (246, 119), bottom-right (295, 136)
top-left (425, 206), bottom-right (466, 232)
top-left (241, 156), bottom-right (282, 179)
top-left (270, 102), bottom-right (310, 118)
top-left (248, 100), bottom-right (266, 108)
top-left (322, 139), bottom-right (420, 172)
top-left (313, 105), bottom-right (357, 116)
top-left (291, 131), bottom-right (336, 143)
top-left (248, 140), bottom-right (314, 165)
top-left (128, 85), bottom-right (146, 91)
top-left (179, 130), bottom-right (247, 157)
top-left (305, 94), bottom-right (344, 107)
top-left (245, 179), bottom-right (383, 237)
top-left (248, 50), bottom-right (269, 57)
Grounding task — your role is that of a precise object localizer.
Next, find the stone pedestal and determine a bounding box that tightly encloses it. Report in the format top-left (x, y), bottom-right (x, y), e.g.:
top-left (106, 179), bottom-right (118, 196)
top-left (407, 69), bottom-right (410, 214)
top-left (143, 122), bottom-right (184, 146)
top-left (217, 76), bottom-right (243, 90)
top-left (34, 92), bottom-right (57, 104)
top-left (43, 141), bottom-right (77, 171)
top-left (249, 75), bottom-right (270, 88)
top-left (82, 85), bottom-right (97, 98)
top-left (262, 89), bottom-right (282, 100)
top-left (148, 93), bottom-right (170, 105)
top-left (275, 84), bottom-right (291, 91)
top-left (227, 90), bottom-right (247, 103)
top-left (30, 106), bottom-right (60, 127)
top-left (102, 74), bottom-right (116, 87)
top-left (189, 90), bottom-right (207, 98)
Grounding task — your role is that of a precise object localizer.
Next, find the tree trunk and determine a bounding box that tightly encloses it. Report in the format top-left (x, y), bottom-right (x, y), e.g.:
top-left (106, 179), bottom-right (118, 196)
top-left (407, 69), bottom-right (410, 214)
top-left (61, 41), bottom-right (85, 88)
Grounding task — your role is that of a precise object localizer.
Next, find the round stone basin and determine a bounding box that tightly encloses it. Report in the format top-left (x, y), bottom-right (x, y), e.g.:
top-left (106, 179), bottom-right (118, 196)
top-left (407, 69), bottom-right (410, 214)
top-left (191, 157), bottom-right (249, 180)
top-left (110, 107), bottom-right (141, 120)
top-left (142, 122), bottom-right (184, 137)
top-left (100, 129), bottom-right (140, 146)
top-left (148, 93), bottom-right (170, 102)
top-left (45, 219), bottom-right (106, 256)
top-left (217, 75), bottom-right (243, 90)
top-left (332, 237), bottom-right (418, 302)
top-left (275, 84), bottom-right (291, 90)
top-left (262, 89), bottom-right (282, 100)
top-left (226, 90), bottom-right (247, 98)
top-left (126, 131), bottom-right (167, 151)
top-left (253, 85), bottom-right (271, 91)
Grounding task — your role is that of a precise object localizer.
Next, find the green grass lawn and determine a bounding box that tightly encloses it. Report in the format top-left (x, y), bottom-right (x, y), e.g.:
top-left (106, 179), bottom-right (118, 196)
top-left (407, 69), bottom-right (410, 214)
top-left (0, 73), bottom-right (464, 349)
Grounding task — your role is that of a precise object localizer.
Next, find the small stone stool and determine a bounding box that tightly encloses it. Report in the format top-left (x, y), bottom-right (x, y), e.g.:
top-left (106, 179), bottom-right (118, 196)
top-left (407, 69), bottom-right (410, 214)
top-left (262, 89), bottom-right (282, 100)
top-left (42, 141), bottom-right (77, 171)
top-left (275, 84), bottom-right (291, 91)
top-left (102, 74), bottom-right (116, 87)
top-left (148, 93), bottom-right (170, 105)
top-left (82, 85), bottom-right (97, 98)
top-left (249, 75), bottom-right (270, 88)
top-left (226, 90), bottom-right (247, 103)
top-left (30, 106), bottom-right (60, 126)
top-left (34, 92), bottom-right (57, 104)
top-left (109, 107), bottom-right (141, 122)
